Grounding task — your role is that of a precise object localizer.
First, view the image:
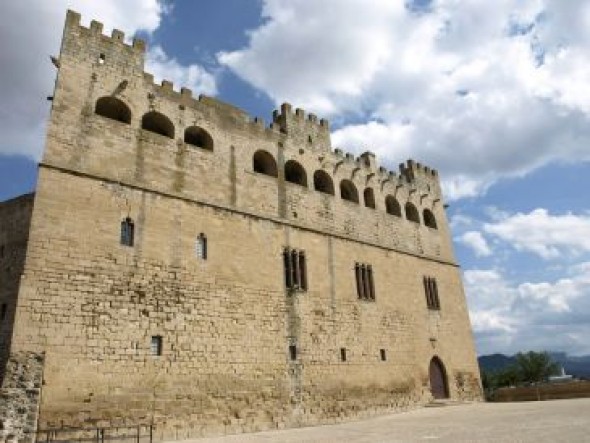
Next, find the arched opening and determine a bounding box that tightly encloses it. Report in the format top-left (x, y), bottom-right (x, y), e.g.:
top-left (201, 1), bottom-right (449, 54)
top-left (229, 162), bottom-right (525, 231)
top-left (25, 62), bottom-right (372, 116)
top-left (385, 195), bottom-right (401, 217)
top-left (253, 150), bottom-right (278, 177)
top-left (363, 188), bottom-right (376, 209)
top-left (95, 96), bottom-right (131, 124)
top-left (340, 180), bottom-right (359, 203)
top-left (429, 356), bottom-right (449, 399)
top-left (313, 170), bottom-right (334, 195)
top-left (405, 202), bottom-right (420, 223)
top-left (423, 209), bottom-right (437, 229)
top-left (285, 160), bottom-right (307, 187)
top-left (141, 111), bottom-right (174, 139)
top-left (184, 126), bottom-right (213, 150)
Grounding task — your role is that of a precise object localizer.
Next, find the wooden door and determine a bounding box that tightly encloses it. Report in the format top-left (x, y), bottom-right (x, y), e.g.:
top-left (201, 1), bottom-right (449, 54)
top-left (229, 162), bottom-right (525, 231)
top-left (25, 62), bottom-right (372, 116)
top-left (429, 357), bottom-right (449, 399)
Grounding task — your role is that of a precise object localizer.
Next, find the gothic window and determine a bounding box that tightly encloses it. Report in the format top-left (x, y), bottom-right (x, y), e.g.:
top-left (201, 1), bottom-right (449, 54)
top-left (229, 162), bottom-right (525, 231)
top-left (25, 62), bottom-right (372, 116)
top-left (423, 209), bottom-right (437, 229)
top-left (141, 111), bottom-right (174, 138)
top-left (195, 233), bottom-right (207, 260)
top-left (95, 96), bottom-right (131, 124)
top-left (184, 126), bottom-right (213, 150)
top-left (340, 180), bottom-right (359, 203)
top-left (385, 195), bottom-right (401, 217)
top-left (313, 170), bottom-right (335, 195)
top-left (285, 160), bottom-right (308, 187)
top-left (423, 276), bottom-right (440, 310)
top-left (405, 202), bottom-right (420, 223)
top-left (120, 217), bottom-right (134, 247)
top-left (253, 150), bottom-right (278, 177)
top-left (283, 248), bottom-right (307, 291)
top-left (364, 188), bottom-right (376, 209)
top-left (355, 263), bottom-right (375, 301)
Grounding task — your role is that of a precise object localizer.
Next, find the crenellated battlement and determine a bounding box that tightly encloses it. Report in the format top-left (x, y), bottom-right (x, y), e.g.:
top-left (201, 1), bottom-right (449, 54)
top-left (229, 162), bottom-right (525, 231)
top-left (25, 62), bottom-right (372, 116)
top-left (272, 103), bottom-right (332, 152)
top-left (64, 10), bottom-right (146, 54)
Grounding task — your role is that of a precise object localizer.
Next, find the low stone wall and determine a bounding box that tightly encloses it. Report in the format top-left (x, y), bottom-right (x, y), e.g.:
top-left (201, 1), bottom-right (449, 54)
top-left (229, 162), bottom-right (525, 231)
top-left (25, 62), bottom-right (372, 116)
top-left (493, 381), bottom-right (590, 402)
top-left (0, 352), bottom-right (44, 443)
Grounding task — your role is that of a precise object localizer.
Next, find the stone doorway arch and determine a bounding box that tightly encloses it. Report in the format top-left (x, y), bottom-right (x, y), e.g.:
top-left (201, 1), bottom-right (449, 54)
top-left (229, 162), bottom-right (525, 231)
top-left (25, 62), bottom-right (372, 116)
top-left (429, 356), bottom-right (449, 399)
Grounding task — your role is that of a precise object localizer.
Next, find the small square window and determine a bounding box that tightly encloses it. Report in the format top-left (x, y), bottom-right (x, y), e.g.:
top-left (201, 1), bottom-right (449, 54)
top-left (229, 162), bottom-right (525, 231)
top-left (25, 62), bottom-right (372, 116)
top-left (289, 345), bottom-right (297, 361)
top-left (340, 348), bottom-right (347, 362)
top-left (98, 53), bottom-right (106, 64)
top-left (380, 349), bottom-right (387, 361)
top-left (150, 336), bottom-right (162, 356)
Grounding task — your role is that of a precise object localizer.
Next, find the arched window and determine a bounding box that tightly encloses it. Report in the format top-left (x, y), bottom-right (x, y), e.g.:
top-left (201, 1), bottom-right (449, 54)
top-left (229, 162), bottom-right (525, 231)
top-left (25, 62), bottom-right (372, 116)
top-left (285, 160), bottom-right (307, 187)
top-left (405, 202), bottom-right (420, 223)
top-left (363, 188), bottom-right (375, 209)
top-left (313, 170), bottom-right (334, 195)
top-left (141, 111), bottom-right (174, 138)
top-left (95, 96), bottom-right (131, 124)
top-left (423, 209), bottom-right (437, 229)
top-left (120, 217), bottom-right (134, 247)
top-left (340, 180), bottom-right (359, 203)
top-left (253, 150), bottom-right (278, 177)
top-left (385, 195), bottom-right (401, 217)
top-left (196, 233), bottom-right (207, 260)
top-left (184, 126), bottom-right (213, 150)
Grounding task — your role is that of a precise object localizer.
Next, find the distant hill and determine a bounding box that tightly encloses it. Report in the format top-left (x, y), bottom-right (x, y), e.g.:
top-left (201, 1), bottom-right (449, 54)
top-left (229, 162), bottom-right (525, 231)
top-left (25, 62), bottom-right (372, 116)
top-left (478, 353), bottom-right (590, 379)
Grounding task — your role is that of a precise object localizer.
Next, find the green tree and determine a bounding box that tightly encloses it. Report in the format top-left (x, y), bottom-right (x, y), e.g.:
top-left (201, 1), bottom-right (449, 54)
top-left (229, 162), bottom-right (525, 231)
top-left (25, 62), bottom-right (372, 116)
top-left (514, 351), bottom-right (559, 384)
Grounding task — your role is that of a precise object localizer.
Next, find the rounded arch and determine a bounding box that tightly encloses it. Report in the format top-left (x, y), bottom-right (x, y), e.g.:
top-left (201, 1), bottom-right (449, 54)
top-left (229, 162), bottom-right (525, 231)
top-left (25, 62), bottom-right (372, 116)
top-left (285, 160), bottom-right (308, 187)
top-left (252, 150), bottom-right (278, 177)
top-left (405, 202), bottom-right (420, 223)
top-left (95, 96), bottom-right (131, 124)
top-left (141, 111), bottom-right (174, 139)
top-left (385, 195), bottom-right (401, 217)
top-left (429, 356), bottom-right (449, 399)
top-left (185, 126), bottom-right (213, 150)
top-left (340, 180), bottom-right (359, 203)
top-left (423, 209), bottom-right (437, 229)
top-left (363, 188), bottom-right (376, 209)
top-left (313, 170), bottom-right (334, 195)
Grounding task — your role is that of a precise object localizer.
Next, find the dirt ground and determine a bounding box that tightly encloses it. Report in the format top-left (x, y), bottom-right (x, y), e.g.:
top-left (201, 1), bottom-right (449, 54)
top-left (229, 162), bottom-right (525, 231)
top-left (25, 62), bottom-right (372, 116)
top-left (171, 398), bottom-right (590, 443)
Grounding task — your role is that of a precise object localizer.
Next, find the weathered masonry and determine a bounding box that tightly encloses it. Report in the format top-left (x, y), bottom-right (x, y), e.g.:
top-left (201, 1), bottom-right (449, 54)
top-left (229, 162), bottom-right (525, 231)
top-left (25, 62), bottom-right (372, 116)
top-left (0, 10), bottom-right (482, 442)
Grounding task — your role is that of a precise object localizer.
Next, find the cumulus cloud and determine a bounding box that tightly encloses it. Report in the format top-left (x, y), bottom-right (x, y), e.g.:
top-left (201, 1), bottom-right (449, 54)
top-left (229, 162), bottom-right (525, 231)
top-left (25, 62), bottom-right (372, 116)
top-left (219, 0), bottom-right (590, 199)
top-left (464, 263), bottom-right (590, 355)
top-left (483, 209), bottom-right (590, 259)
top-left (0, 1), bottom-right (215, 160)
top-left (146, 46), bottom-right (217, 96)
top-left (457, 231), bottom-right (492, 257)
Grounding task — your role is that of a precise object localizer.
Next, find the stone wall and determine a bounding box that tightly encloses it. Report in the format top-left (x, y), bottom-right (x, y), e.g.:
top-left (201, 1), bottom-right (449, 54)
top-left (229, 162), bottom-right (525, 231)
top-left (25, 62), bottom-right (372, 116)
top-left (0, 9), bottom-right (482, 441)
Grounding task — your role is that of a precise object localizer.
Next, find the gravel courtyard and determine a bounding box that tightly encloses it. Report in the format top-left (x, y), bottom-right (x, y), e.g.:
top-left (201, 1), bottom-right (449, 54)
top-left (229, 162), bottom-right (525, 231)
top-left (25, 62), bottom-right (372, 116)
top-left (173, 398), bottom-right (590, 443)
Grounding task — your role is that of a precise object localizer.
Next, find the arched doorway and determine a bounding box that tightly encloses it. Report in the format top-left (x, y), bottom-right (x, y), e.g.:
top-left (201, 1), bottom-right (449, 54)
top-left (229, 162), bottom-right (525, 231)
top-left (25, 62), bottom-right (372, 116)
top-left (429, 356), bottom-right (449, 399)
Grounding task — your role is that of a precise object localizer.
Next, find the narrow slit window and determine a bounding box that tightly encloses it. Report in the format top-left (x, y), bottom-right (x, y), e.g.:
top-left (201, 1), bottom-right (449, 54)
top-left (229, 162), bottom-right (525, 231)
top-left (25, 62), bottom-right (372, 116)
top-left (1, 304), bottom-right (7, 321)
top-left (340, 348), bottom-right (347, 362)
top-left (196, 233), bottom-right (207, 260)
top-left (150, 336), bottom-right (162, 356)
top-left (120, 217), bottom-right (134, 247)
top-left (380, 349), bottom-right (387, 361)
top-left (289, 344), bottom-right (297, 361)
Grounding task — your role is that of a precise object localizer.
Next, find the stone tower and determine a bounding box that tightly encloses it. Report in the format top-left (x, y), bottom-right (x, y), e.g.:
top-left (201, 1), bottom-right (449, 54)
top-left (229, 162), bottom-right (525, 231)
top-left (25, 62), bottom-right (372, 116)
top-left (0, 10), bottom-right (482, 441)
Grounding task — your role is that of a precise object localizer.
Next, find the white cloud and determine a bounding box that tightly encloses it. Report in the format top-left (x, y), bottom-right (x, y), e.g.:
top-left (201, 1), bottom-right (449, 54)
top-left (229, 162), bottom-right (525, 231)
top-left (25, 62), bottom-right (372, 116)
top-left (219, 0), bottom-right (590, 200)
top-left (484, 209), bottom-right (590, 259)
top-left (146, 46), bottom-right (217, 96)
top-left (0, 1), bottom-right (215, 160)
top-left (464, 263), bottom-right (590, 355)
top-left (456, 231), bottom-right (492, 257)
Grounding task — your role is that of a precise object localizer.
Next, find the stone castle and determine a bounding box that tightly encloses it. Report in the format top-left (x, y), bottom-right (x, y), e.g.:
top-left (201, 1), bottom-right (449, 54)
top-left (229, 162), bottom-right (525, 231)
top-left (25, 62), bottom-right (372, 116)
top-left (0, 10), bottom-right (482, 441)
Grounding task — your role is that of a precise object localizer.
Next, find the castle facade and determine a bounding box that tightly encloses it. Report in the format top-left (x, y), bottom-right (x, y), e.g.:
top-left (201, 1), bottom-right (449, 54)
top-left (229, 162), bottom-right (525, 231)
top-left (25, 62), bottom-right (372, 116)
top-left (0, 10), bottom-right (481, 441)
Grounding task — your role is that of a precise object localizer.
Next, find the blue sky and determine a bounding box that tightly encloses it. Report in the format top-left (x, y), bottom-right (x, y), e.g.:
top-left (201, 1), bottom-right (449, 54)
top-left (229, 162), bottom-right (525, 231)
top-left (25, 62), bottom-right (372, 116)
top-left (2, 0), bottom-right (590, 356)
